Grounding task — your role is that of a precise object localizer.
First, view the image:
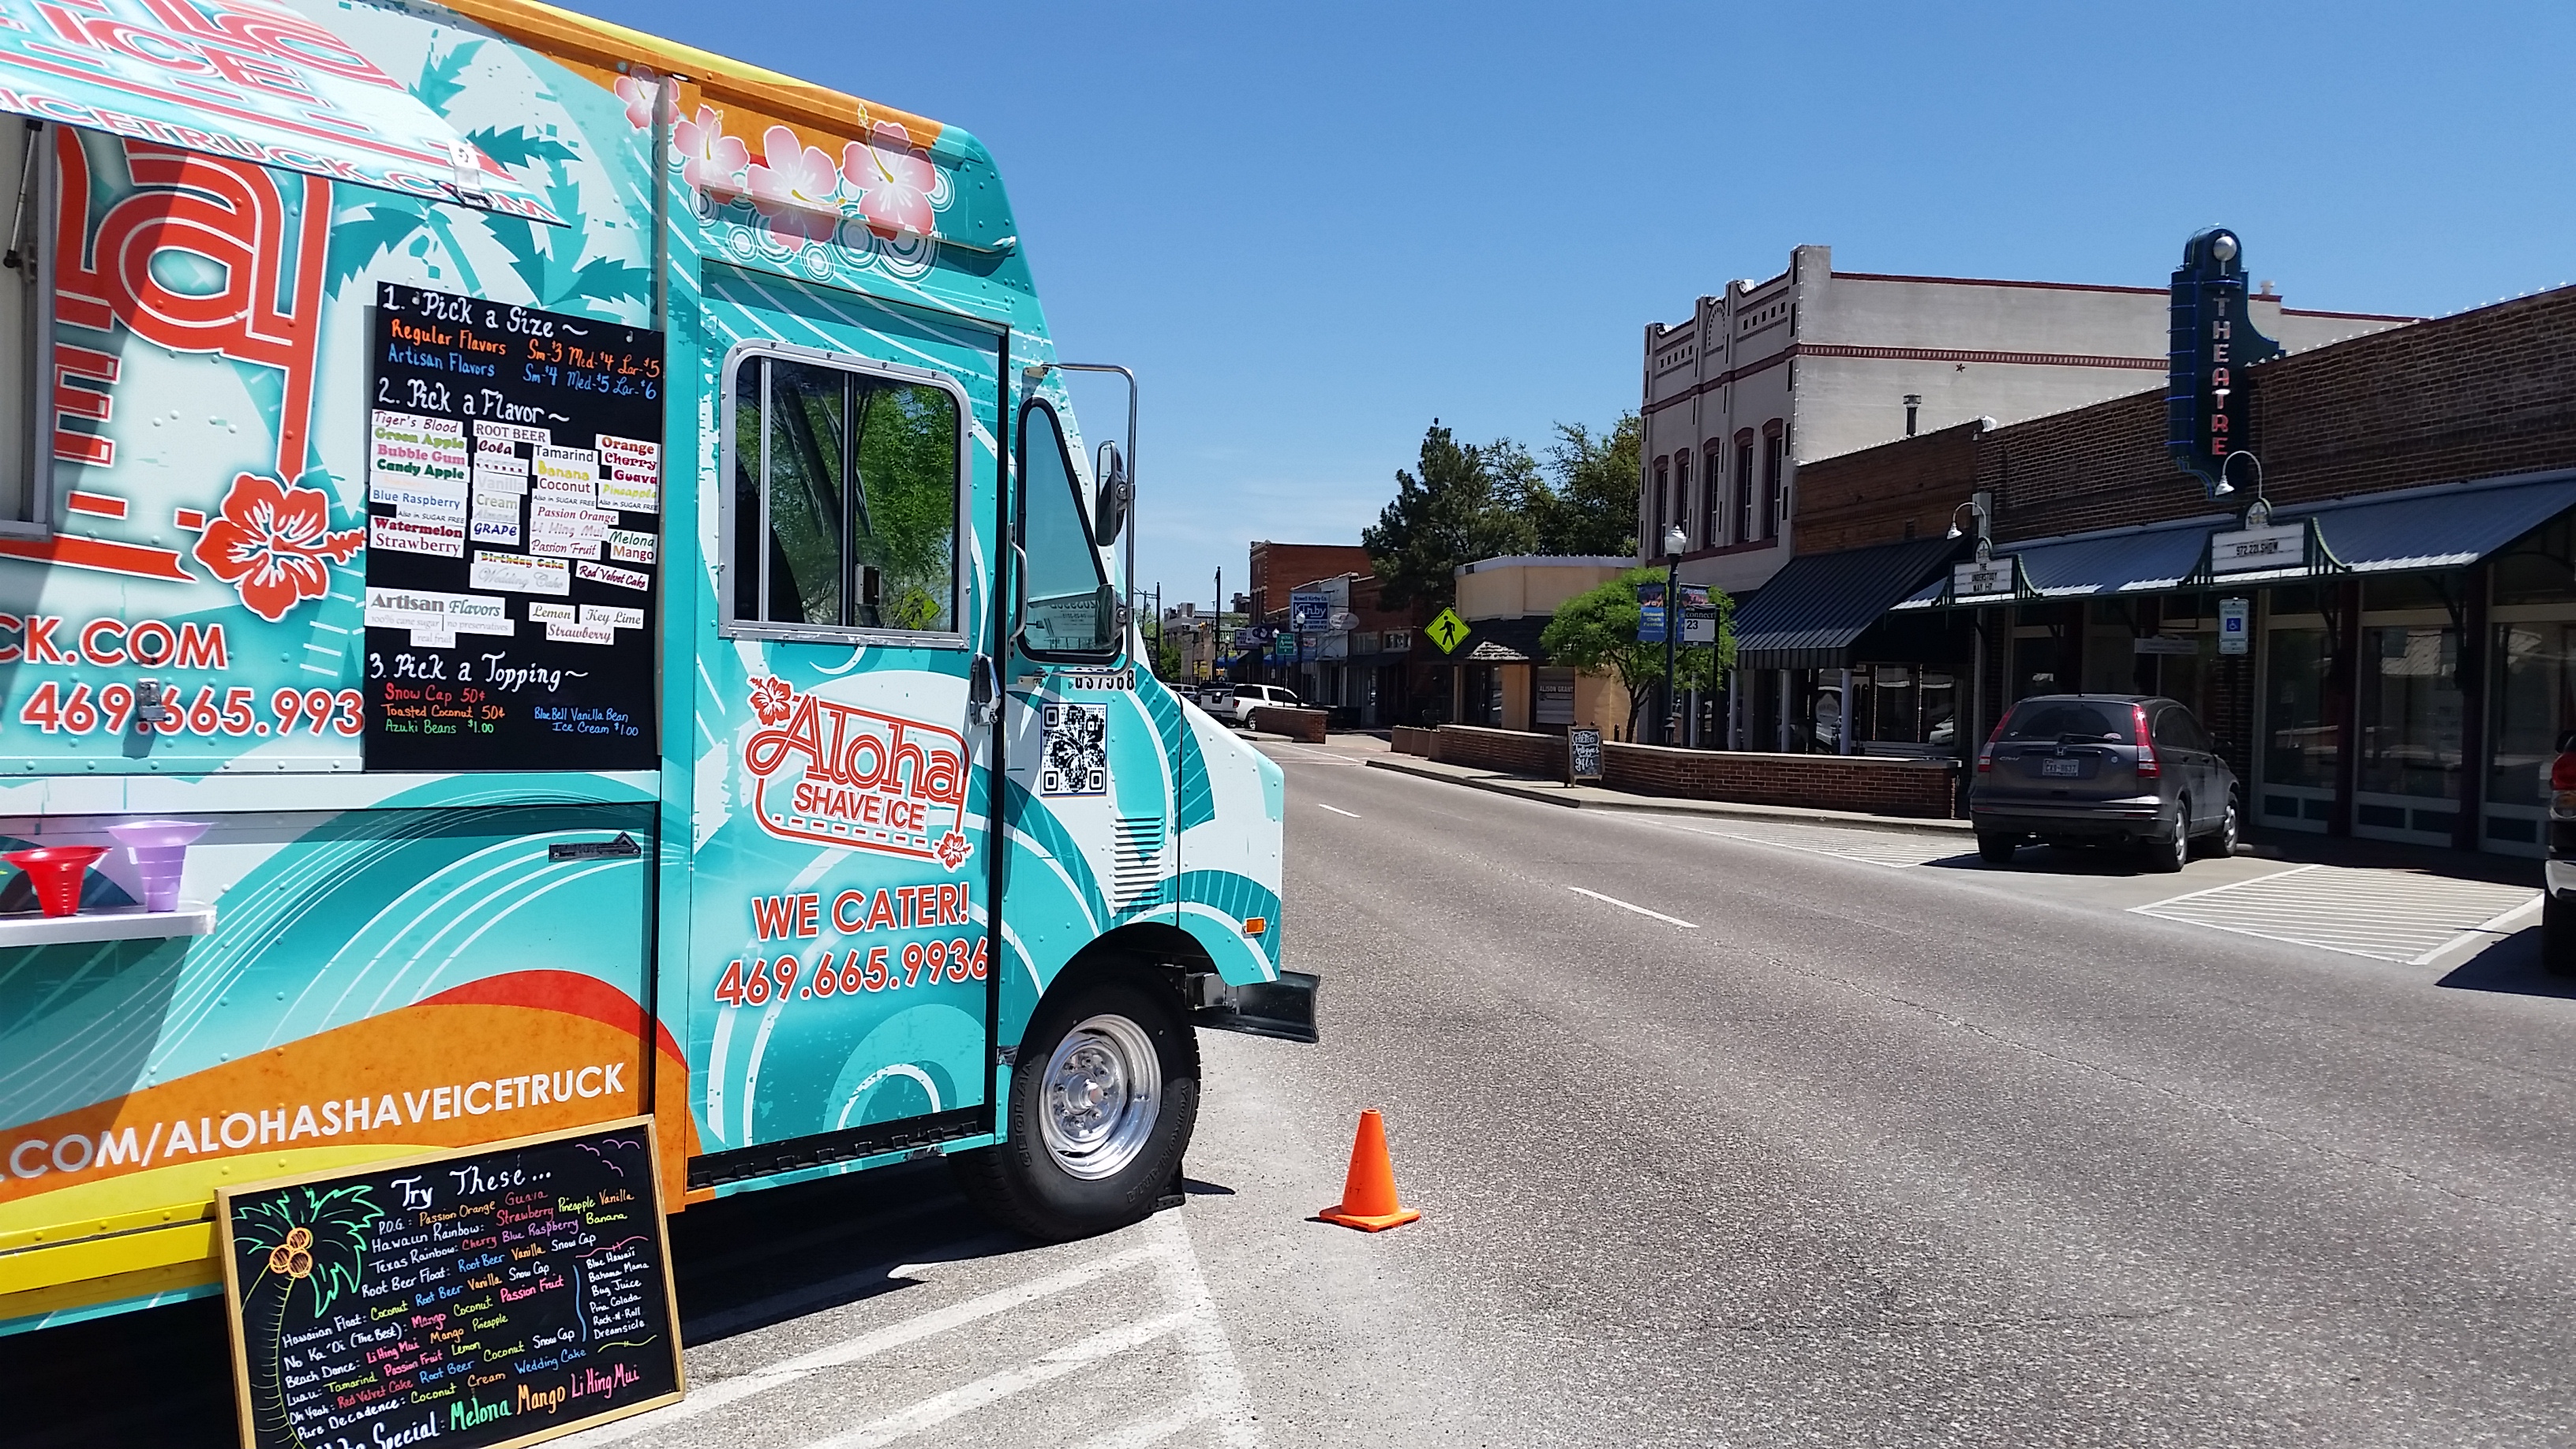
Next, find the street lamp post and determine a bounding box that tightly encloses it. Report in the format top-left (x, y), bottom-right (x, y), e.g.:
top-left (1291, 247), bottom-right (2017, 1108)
top-left (1661, 524), bottom-right (1687, 744)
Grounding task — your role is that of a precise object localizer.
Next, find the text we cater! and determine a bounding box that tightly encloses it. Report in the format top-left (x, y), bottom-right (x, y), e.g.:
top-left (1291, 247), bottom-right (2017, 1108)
top-left (0, 0), bottom-right (1303, 1411)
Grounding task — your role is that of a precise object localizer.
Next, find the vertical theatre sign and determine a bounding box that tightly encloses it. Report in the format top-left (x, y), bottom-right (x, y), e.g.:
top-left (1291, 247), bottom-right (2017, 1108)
top-left (2165, 227), bottom-right (2283, 496)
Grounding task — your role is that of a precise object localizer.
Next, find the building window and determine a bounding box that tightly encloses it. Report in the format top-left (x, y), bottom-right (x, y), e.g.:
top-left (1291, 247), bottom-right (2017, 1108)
top-left (1733, 431), bottom-right (1756, 544)
top-left (1652, 455), bottom-right (1668, 546)
top-left (1701, 436), bottom-right (1723, 545)
top-left (0, 118), bottom-right (51, 535)
top-left (1672, 449), bottom-right (1691, 542)
top-left (1018, 398), bottom-right (1120, 657)
top-left (1760, 422), bottom-right (1786, 541)
top-left (727, 346), bottom-right (966, 639)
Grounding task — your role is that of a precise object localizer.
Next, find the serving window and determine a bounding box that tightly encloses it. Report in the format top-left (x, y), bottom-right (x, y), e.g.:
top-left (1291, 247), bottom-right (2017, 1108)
top-left (725, 346), bottom-right (966, 642)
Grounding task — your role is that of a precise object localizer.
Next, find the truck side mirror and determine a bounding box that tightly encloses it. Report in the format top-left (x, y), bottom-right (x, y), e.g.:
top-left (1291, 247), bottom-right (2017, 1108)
top-left (1093, 440), bottom-right (1128, 546)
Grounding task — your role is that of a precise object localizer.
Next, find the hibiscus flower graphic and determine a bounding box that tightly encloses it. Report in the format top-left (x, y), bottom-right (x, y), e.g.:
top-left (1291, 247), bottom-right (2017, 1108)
top-left (748, 676), bottom-right (796, 726)
top-left (841, 123), bottom-right (938, 240)
top-left (935, 831), bottom-right (973, 871)
top-left (612, 71), bottom-right (657, 130)
top-left (191, 472), bottom-right (365, 623)
top-left (676, 105), bottom-right (749, 200)
top-left (747, 125), bottom-right (841, 245)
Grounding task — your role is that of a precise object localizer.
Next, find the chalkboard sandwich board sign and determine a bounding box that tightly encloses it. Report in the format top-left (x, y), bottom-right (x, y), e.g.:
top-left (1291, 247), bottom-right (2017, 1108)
top-left (217, 1118), bottom-right (684, 1449)
top-left (1567, 725), bottom-right (1604, 784)
top-left (364, 284), bottom-right (665, 773)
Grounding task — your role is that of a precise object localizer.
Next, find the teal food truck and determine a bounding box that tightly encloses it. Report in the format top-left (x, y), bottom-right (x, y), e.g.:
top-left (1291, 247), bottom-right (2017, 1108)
top-left (0, 0), bottom-right (1305, 1335)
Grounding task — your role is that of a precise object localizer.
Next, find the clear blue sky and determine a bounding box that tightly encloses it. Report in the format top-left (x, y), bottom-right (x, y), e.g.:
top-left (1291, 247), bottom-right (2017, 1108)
top-left (571, 0), bottom-right (2574, 612)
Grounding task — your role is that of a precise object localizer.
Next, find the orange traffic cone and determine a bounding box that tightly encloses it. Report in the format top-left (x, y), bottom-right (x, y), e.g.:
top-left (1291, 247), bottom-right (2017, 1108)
top-left (1315, 1108), bottom-right (1421, 1231)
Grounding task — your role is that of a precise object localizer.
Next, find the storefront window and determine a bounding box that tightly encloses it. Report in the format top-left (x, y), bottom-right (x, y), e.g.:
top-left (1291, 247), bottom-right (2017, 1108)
top-left (2265, 627), bottom-right (2335, 788)
top-left (2367, 573), bottom-right (2455, 612)
top-left (2012, 635), bottom-right (2060, 698)
top-left (2490, 623), bottom-right (2576, 810)
top-left (2357, 626), bottom-right (2461, 799)
top-left (2492, 516), bottom-right (2576, 607)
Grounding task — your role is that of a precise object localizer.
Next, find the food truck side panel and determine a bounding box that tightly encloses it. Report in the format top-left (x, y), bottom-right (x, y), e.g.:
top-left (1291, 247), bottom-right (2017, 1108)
top-left (0, 11), bottom-right (683, 1333)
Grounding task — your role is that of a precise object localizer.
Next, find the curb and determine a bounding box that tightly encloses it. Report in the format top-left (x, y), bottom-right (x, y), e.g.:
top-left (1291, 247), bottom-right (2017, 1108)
top-left (1363, 755), bottom-right (1977, 839)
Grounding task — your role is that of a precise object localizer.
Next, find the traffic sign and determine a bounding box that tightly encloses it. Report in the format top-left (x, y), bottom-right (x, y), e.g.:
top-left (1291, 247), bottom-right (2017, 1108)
top-left (1425, 608), bottom-right (1470, 653)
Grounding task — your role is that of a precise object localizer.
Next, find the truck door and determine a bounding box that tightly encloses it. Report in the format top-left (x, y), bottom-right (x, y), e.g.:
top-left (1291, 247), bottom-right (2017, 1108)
top-left (687, 270), bottom-right (1002, 1185)
top-left (1002, 396), bottom-right (1174, 986)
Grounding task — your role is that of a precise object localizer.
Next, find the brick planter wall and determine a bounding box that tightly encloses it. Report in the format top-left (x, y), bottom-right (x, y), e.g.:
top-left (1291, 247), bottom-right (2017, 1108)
top-left (1251, 706), bottom-right (1327, 743)
top-left (1390, 726), bottom-right (1436, 757)
top-left (1428, 724), bottom-right (1562, 777)
top-left (1603, 743), bottom-right (1960, 818)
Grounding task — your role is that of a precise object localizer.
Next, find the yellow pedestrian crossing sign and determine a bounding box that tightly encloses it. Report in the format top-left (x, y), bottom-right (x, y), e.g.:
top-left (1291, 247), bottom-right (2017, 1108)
top-left (1426, 607), bottom-right (1470, 653)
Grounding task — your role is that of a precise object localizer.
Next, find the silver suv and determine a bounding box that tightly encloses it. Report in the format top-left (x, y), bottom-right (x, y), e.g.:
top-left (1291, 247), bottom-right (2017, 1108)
top-left (1969, 695), bottom-right (2240, 872)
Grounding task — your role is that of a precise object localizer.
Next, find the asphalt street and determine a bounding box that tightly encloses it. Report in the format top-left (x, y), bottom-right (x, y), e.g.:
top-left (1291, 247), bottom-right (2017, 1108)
top-left (17, 735), bottom-right (2576, 1447)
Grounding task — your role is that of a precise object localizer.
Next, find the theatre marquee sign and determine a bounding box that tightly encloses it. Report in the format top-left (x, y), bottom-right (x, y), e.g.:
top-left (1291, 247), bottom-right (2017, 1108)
top-left (2166, 228), bottom-right (2285, 496)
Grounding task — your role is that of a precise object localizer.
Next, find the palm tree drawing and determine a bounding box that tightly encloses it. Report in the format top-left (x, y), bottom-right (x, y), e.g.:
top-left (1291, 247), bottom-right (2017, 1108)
top-left (235, 1185), bottom-right (384, 1447)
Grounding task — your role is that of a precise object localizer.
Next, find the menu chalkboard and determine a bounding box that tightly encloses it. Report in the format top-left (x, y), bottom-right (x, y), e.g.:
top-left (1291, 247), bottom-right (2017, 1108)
top-left (217, 1118), bottom-right (684, 1449)
top-left (363, 284), bottom-right (663, 771)
top-left (1567, 725), bottom-right (1604, 783)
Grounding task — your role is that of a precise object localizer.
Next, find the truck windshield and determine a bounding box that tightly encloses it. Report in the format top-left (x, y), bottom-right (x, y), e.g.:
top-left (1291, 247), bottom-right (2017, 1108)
top-left (1019, 400), bottom-right (1116, 655)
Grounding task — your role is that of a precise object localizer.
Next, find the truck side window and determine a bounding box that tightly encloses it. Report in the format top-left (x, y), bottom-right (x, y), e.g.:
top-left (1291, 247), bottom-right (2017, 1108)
top-left (727, 349), bottom-right (963, 638)
top-left (1017, 399), bottom-right (1117, 657)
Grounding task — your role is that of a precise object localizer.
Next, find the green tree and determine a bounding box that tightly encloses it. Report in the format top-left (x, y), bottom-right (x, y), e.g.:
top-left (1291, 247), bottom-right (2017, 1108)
top-left (1540, 567), bottom-right (1735, 738)
top-left (1533, 412), bottom-right (1644, 556)
top-left (1361, 421), bottom-right (1539, 611)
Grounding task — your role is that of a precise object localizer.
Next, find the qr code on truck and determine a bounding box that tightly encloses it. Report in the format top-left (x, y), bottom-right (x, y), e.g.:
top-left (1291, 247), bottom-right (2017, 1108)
top-left (1040, 702), bottom-right (1107, 796)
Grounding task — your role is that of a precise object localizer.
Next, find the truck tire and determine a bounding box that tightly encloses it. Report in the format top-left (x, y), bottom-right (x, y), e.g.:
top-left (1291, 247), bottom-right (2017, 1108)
top-left (2545, 895), bottom-right (2576, 978)
top-left (1976, 833), bottom-right (2018, 866)
top-left (952, 970), bottom-right (1198, 1241)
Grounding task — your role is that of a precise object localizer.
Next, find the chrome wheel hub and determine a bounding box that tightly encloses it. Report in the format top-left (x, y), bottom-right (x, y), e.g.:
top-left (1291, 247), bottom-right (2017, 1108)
top-left (1038, 1013), bottom-right (1161, 1181)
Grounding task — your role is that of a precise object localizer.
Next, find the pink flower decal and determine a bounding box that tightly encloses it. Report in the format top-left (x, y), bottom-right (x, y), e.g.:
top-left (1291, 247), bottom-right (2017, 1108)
top-left (676, 105), bottom-right (749, 200)
top-left (747, 124), bottom-right (841, 243)
top-left (934, 830), bottom-right (973, 871)
top-left (191, 472), bottom-right (365, 623)
top-left (612, 72), bottom-right (657, 129)
top-left (841, 123), bottom-right (937, 239)
top-left (749, 676), bottom-right (796, 726)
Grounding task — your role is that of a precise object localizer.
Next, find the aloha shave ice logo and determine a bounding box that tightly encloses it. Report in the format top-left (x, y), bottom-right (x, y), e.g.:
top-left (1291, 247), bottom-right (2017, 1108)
top-left (742, 677), bottom-right (972, 868)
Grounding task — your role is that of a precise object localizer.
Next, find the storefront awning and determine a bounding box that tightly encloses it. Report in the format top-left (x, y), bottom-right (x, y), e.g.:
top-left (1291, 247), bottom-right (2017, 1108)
top-left (0, 0), bottom-right (564, 223)
top-left (1733, 535), bottom-right (1961, 671)
top-left (2289, 468), bottom-right (2576, 575)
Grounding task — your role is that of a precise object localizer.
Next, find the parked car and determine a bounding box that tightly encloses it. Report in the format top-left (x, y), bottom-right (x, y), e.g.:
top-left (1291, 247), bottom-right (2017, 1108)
top-left (1969, 695), bottom-right (2240, 872)
top-left (1226, 684), bottom-right (1301, 724)
top-left (2544, 731), bottom-right (2576, 975)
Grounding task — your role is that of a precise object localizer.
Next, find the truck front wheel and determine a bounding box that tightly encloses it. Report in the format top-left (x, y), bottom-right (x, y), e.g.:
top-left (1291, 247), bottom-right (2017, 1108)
top-left (952, 971), bottom-right (1198, 1240)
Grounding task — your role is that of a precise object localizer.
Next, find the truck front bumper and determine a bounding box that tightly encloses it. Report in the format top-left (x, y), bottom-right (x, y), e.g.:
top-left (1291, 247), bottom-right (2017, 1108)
top-left (1190, 970), bottom-right (1319, 1044)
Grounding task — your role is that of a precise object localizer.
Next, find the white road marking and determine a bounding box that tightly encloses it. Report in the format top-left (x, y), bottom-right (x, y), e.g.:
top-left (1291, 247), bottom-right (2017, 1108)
top-left (1642, 818), bottom-right (1963, 869)
top-left (1073, 1402), bottom-right (1210, 1449)
top-left (803, 1309), bottom-right (1200, 1449)
top-left (552, 1244), bottom-right (1163, 1446)
top-left (2409, 893), bottom-right (2548, 966)
top-left (2132, 863), bottom-right (2538, 964)
top-left (1315, 802), bottom-right (1361, 818)
top-left (566, 1210), bottom-right (1260, 1448)
top-left (1568, 886), bottom-right (1698, 929)
top-left (1147, 1207), bottom-right (1258, 1446)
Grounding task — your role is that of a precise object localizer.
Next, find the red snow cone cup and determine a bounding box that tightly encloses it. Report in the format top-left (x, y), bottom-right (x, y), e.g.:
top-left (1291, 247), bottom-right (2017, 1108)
top-left (6, 845), bottom-right (110, 918)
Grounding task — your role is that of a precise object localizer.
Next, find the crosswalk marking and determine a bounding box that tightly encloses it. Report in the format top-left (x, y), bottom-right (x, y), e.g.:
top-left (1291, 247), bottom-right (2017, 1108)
top-left (2132, 865), bottom-right (2538, 963)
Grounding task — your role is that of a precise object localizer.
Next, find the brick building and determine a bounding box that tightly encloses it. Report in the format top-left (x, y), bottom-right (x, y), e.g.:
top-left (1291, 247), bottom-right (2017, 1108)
top-left (1638, 244), bottom-right (2408, 609)
top-left (1720, 280), bottom-right (2576, 856)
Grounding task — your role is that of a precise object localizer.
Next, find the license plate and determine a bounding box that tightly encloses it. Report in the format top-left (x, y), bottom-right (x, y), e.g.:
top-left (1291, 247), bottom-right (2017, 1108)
top-left (2040, 758), bottom-right (2083, 777)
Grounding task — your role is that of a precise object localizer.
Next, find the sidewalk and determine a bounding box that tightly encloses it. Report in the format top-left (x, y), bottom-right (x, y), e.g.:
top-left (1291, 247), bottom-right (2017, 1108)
top-left (1363, 752), bottom-right (1975, 838)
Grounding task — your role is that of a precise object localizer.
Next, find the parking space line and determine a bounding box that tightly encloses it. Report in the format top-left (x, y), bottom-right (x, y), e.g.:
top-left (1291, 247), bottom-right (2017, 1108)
top-left (556, 1245), bottom-right (1163, 1446)
top-left (1569, 886), bottom-right (1699, 929)
top-left (1148, 1207), bottom-right (1259, 1447)
top-left (2131, 863), bottom-right (2321, 910)
top-left (1073, 1402), bottom-right (1209, 1448)
top-left (803, 1309), bottom-right (1200, 1449)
